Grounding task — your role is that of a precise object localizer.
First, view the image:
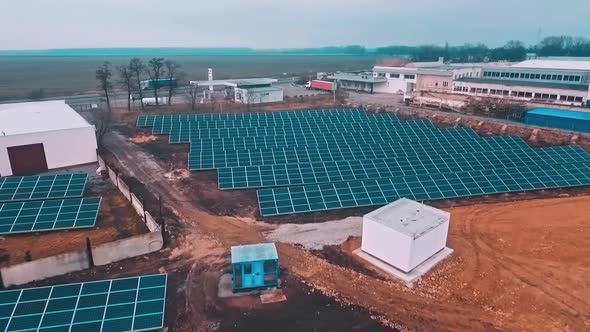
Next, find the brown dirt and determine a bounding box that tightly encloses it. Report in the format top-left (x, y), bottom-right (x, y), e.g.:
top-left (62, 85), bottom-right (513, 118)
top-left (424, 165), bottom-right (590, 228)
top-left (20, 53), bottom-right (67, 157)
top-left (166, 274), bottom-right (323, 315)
top-left (0, 184), bottom-right (148, 268)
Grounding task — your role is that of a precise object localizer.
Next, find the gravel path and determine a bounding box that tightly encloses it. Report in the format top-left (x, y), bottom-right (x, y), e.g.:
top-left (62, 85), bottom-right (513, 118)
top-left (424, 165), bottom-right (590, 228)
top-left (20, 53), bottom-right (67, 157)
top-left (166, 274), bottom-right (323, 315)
top-left (265, 217), bottom-right (362, 250)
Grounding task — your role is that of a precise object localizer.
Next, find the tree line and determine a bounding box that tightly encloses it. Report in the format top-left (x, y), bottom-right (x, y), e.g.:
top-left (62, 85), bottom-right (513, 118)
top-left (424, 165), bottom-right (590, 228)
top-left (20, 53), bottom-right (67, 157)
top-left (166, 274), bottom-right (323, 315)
top-left (95, 57), bottom-right (186, 112)
top-left (376, 35), bottom-right (590, 63)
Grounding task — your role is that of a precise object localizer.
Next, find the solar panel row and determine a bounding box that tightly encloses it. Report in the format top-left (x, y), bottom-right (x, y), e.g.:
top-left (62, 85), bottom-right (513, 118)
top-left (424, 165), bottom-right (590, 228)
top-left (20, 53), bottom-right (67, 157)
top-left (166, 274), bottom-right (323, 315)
top-left (170, 119), bottom-right (436, 143)
top-left (0, 274), bottom-right (167, 332)
top-left (0, 174), bottom-right (88, 203)
top-left (189, 135), bottom-right (528, 170)
top-left (187, 128), bottom-right (524, 152)
top-left (219, 146), bottom-right (590, 189)
top-left (151, 111), bottom-right (396, 134)
top-left (136, 108), bottom-right (365, 127)
top-left (257, 163), bottom-right (590, 216)
top-left (0, 198), bottom-right (101, 235)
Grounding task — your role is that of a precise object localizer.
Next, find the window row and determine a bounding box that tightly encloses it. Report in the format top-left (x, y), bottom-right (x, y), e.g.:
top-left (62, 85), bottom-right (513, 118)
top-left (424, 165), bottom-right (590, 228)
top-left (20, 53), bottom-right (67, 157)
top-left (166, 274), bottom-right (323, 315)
top-left (453, 86), bottom-right (584, 102)
top-left (483, 71), bottom-right (582, 82)
top-left (374, 73), bottom-right (414, 79)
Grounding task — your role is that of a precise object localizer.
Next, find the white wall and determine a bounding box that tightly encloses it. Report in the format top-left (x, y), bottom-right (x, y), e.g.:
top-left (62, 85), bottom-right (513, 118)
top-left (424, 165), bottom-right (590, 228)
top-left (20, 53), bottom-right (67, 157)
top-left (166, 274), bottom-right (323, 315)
top-left (361, 217), bottom-right (413, 272)
top-left (362, 216), bottom-right (450, 273)
top-left (0, 127), bottom-right (97, 176)
top-left (241, 89), bottom-right (283, 104)
top-left (409, 220), bottom-right (449, 271)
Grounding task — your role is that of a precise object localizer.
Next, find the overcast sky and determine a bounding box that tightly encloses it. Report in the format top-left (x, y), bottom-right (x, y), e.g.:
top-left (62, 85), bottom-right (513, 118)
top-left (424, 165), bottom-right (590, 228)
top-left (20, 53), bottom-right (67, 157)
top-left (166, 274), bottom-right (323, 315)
top-left (0, 0), bottom-right (588, 50)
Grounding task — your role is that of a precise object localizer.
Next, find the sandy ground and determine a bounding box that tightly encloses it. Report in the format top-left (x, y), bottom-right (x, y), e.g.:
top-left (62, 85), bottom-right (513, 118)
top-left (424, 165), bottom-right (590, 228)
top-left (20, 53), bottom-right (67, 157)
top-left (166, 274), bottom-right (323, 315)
top-left (266, 217), bottom-right (362, 250)
top-left (0, 171), bottom-right (148, 268)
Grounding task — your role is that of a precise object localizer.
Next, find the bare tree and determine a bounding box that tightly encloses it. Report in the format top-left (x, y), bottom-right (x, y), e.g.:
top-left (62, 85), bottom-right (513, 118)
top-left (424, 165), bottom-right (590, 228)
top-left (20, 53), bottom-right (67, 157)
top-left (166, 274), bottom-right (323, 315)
top-left (117, 65), bottom-right (133, 111)
top-left (94, 108), bottom-right (112, 151)
top-left (164, 60), bottom-right (183, 105)
top-left (185, 84), bottom-right (199, 111)
top-left (95, 62), bottom-right (113, 111)
top-left (129, 58), bottom-right (146, 110)
top-left (147, 57), bottom-right (166, 105)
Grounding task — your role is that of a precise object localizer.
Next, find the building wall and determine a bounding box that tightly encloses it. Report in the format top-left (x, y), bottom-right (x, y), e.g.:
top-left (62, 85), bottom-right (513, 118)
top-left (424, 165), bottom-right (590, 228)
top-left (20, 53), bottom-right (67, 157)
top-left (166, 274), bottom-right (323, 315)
top-left (452, 81), bottom-right (588, 106)
top-left (361, 217), bottom-right (413, 272)
top-left (340, 81), bottom-right (373, 93)
top-left (409, 221), bottom-right (449, 271)
top-left (415, 74), bottom-right (453, 93)
top-left (0, 127), bottom-right (98, 176)
top-left (236, 88), bottom-right (283, 104)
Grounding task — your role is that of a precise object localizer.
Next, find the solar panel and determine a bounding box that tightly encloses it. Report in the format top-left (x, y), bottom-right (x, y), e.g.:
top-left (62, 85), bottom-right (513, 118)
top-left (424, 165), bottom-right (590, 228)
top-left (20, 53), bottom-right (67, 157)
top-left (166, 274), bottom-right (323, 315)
top-left (257, 163), bottom-right (590, 216)
top-left (189, 134), bottom-right (528, 170)
top-left (0, 274), bottom-right (167, 332)
top-left (219, 146), bottom-right (590, 189)
top-left (0, 174), bottom-right (88, 203)
top-left (0, 197), bottom-right (101, 235)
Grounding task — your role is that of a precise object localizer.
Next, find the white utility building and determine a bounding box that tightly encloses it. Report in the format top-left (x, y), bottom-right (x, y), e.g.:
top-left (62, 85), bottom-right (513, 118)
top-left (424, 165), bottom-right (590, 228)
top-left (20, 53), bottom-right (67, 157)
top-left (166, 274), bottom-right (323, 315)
top-left (360, 198), bottom-right (451, 275)
top-left (0, 100), bottom-right (98, 176)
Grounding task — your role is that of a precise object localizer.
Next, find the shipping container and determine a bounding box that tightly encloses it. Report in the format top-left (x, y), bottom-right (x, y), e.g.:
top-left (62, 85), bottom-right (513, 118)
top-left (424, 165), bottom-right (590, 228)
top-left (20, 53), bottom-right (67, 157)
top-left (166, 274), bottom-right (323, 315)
top-left (310, 80), bottom-right (336, 92)
top-left (525, 108), bottom-right (590, 133)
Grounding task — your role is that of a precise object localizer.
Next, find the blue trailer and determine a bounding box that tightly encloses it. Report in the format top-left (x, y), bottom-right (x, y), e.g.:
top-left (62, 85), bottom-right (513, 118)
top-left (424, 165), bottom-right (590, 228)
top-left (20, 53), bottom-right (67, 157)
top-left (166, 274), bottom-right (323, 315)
top-left (525, 108), bottom-right (590, 133)
top-left (231, 243), bottom-right (279, 292)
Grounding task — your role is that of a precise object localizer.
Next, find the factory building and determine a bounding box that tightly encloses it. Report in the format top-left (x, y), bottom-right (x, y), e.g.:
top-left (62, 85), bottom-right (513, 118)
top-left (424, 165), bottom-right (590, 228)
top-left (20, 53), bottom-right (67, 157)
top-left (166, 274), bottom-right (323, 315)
top-left (369, 57), bottom-right (590, 107)
top-left (327, 72), bottom-right (386, 94)
top-left (0, 101), bottom-right (98, 176)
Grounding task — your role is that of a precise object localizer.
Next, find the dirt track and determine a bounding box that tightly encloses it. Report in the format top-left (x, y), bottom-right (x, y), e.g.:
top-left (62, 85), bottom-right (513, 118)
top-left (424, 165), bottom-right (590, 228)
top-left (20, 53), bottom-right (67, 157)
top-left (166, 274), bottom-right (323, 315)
top-left (103, 128), bottom-right (590, 331)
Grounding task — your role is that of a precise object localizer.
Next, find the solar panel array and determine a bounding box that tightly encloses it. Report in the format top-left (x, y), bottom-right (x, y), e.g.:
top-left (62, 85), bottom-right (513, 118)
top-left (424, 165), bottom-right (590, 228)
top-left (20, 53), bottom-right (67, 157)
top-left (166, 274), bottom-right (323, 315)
top-left (0, 173), bottom-right (102, 235)
top-left (137, 109), bottom-right (590, 217)
top-left (0, 174), bottom-right (88, 203)
top-left (0, 198), bottom-right (101, 235)
top-left (0, 274), bottom-right (167, 332)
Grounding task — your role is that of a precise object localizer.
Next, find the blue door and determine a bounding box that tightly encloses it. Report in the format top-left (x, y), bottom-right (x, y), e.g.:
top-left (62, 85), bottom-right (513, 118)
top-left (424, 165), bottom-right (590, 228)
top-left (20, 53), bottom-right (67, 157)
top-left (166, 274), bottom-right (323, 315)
top-left (242, 262), bottom-right (264, 289)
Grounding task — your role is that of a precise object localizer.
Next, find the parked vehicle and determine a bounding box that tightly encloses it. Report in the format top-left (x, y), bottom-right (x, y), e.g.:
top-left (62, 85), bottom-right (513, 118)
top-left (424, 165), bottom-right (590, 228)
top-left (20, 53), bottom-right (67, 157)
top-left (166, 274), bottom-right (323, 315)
top-left (306, 80), bottom-right (336, 92)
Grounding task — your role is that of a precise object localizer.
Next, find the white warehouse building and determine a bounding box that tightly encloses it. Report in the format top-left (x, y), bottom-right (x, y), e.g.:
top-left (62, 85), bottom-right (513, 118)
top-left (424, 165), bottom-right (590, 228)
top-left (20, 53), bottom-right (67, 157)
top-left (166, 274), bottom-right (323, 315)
top-left (358, 198), bottom-right (453, 284)
top-left (0, 101), bottom-right (98, 176)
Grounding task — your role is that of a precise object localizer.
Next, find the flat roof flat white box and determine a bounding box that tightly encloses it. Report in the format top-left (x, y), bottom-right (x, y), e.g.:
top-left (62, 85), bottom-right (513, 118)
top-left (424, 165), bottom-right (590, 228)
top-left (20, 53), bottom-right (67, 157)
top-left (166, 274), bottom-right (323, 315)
top-left (361, 198), bottom-right (450, 273)
top-left (0, 101), bottom-right (97, 176)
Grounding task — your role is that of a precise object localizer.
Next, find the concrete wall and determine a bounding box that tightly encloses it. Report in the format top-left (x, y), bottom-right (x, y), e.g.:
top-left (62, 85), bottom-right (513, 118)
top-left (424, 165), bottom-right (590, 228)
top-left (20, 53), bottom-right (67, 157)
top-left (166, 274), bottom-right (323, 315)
top-left (93, 232), bottom-right (163, 266)
top-left (409, 220), bottom-right (449, 271)
top-left (361, 217), bottom-right (413, 272)
top-left (0, 127), bottom-right (97, 176)
top-left (1, 250), bottom-right (89, 287)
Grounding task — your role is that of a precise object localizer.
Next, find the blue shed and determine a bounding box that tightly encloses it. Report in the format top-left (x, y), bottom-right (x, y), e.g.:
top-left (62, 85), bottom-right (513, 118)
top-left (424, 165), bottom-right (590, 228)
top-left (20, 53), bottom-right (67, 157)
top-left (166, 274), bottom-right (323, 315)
top-left (525, 108), bottom-right (590, 133)
top-left (231, 243), bottom-right (279, 292)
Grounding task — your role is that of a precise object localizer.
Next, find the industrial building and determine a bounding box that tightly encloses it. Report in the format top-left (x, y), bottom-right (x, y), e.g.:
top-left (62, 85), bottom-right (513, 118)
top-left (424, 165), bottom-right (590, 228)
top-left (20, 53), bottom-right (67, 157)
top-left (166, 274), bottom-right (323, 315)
top-left (231, 243), bottom-right (279, 292)
top-left (190, 78), bottom-right (283, 104)
top-left (0, 100), bottom-right (98, 176)
top-left (356, 198), bottom-right (453, 285)
top-left (369, 57), bottom-right (590, 107)
top-left (328, 72), bottom-right (386, 94)
top-left (525, 107), bottom-right (590, 132)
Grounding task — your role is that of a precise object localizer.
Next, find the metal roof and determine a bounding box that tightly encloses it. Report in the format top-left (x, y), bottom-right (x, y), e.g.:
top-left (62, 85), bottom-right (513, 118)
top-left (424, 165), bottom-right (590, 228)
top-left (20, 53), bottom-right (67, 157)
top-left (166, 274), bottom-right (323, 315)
top-left (513, 59), bottom-right (590, 71)
top-left (527, 108), bottom-right (590, 120)
top-left (231, 243), bottom-right (278, 263)
top-left (0, 100), bottom-right (93, 137)
top-left (364, 198), bottom-right (449, 239)
top-left (239, 87), bottom-right (283, 93)
top-left (190, 78), bottom-right (277, 88)
top-left (455, 77), bottom-right (589, 91)
top-left (329, 72), bottom-right (387, 83)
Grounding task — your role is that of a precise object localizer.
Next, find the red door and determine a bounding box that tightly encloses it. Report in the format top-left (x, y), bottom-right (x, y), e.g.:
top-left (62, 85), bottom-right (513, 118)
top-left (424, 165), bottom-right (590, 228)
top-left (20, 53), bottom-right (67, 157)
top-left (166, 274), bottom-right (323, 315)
top-left (7, 143), bottom-right (49, 176)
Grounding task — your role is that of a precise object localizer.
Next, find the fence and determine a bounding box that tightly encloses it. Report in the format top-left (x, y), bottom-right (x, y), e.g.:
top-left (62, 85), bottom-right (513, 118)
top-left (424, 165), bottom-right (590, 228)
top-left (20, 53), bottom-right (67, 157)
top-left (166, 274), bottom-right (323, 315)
top-left (0, 155), bottom-right (164, 287)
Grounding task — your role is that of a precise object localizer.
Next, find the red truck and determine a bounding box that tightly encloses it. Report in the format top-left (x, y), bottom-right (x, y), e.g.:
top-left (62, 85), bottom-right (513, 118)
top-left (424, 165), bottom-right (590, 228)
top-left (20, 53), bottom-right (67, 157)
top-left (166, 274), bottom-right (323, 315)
top-left (306, 80), bottom-right (337, 92)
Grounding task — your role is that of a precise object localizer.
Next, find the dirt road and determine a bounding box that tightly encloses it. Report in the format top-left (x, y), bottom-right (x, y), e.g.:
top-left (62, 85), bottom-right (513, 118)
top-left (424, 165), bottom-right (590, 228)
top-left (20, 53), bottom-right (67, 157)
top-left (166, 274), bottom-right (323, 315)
top-left (104, 131), bottom-right (590, 331)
